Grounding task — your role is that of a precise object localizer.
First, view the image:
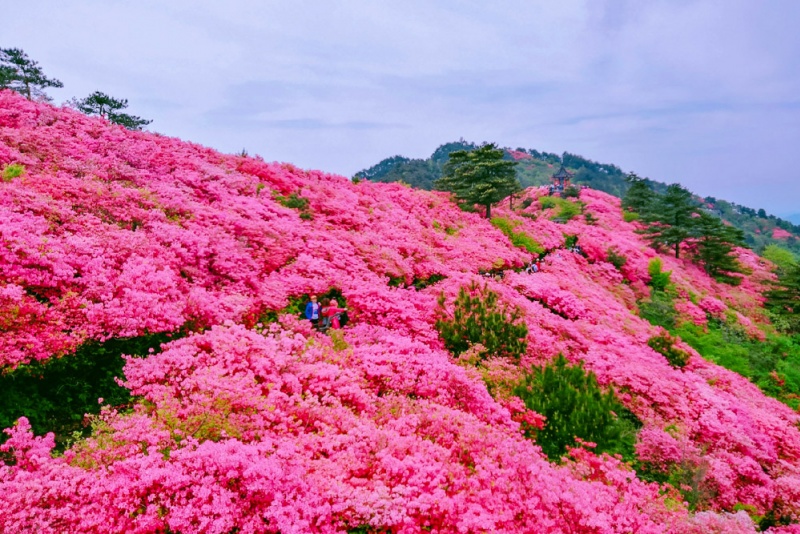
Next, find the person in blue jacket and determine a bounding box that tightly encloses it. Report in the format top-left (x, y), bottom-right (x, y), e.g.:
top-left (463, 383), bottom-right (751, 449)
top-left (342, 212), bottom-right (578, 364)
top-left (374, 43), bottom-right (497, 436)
top-left (305, 295), bottom-right (321, 327)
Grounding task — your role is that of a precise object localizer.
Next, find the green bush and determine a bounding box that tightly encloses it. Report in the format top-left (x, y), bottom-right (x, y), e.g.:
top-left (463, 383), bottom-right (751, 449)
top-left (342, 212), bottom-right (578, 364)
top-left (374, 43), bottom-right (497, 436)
top-left (647, 332), bottom-right (690, 368)
top-left (638, 291), bottom-right (678, 330)
top-left (0, 333), bottom-right (174, 449)
top-left (623, 211), bottom-right (640, 223)
top-left (563, 185), bottom-right (580, 198)
top-left (647, 258), bottom-right (672, 291)
top-left (436, 282), bottom-right (528, 360)
top-left (552, 199), bottom-right (582, 222)
top-left (514, 354), bottom-right (641, 461)
top-left (539, 196), bottom-right (557, 209)
top-left (606, 247), bottom-right (627, 270)
top-left (763, 244), bottom-right (797, 272)
top-left (520, 197), bottom-right (534, 209)
top-left (2, 163), bottom-right (24, 182)
top-left (673, 321), bottom-right (800, 409)
top-left (275, 192), bottom-right (313, 220)
top-left (491, 217), bottom-right (544, 255)
top-left (276, 192), bottom-right (309, 210)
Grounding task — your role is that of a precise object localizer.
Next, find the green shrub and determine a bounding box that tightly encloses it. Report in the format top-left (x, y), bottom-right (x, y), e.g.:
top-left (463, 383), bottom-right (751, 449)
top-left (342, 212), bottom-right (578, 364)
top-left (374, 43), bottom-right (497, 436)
top-left (0, 333), bottom-right (174, 449)
top-left (673, 321), bottom-right (800, 409)
top-left (563, 185), bottom-right (580, 198)
top-left (647, 258), bottom-right (672, 291)
top-left (647, 332), bottom-right (690, 368)
top-left (2, 163), bottom-right (24, 182)
top-left (606, 247), bottom-right (627, 270)
top-left (276, 192), bottom-right (309, 210)
top-left (552, 199), bottom-right (582, 222)
top-left (520, 197), bottom-right (534, 209)
top-left (763, 244), bottom-right (798, 272)
top-left (491, 217), bottom-right (544, 255)
top-left (514, 354), bottom-right (641, 461)
top-left (584, 212), bottom-right (598, 225)
top-left (623, 211), bottom-right (640, 223)
top-left (436, 282), bottom-right (528, 360)
top-left (539, 196), bottom-right (557, 209)
top-left (638, 291), bottom-right (678, 330)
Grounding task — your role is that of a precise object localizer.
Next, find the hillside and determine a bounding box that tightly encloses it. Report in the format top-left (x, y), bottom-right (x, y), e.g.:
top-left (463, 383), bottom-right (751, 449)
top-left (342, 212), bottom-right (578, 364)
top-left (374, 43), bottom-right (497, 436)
top-left (356, 143), bottom-right (800, 257)
top-left (2, 91), bottom-right (800, 533)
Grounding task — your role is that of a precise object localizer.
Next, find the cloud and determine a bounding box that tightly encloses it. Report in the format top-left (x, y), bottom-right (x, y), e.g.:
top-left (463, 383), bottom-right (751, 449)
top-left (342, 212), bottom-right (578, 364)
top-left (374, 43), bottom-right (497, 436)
top-left (4, 0), bottom-right (800, 212)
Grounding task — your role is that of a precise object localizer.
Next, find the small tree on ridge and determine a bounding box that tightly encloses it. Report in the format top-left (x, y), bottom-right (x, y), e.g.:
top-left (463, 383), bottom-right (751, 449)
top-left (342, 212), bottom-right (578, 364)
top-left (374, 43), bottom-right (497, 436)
top-left (435, 143), bottom-right (520, 219)
top-left (0, 48), bottom-right (63, 101)
top-left (72, 91), bottom-right (152, 130)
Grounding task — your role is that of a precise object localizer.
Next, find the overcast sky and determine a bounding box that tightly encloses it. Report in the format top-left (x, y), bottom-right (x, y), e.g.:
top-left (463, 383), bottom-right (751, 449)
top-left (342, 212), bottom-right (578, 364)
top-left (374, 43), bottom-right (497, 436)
top-left (6, 1), bottom-right (800, 215)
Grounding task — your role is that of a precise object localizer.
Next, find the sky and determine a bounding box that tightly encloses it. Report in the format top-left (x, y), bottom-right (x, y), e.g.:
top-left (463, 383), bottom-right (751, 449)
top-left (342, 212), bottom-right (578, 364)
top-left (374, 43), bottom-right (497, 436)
top-left (5, 1), bottom-right (800, 216)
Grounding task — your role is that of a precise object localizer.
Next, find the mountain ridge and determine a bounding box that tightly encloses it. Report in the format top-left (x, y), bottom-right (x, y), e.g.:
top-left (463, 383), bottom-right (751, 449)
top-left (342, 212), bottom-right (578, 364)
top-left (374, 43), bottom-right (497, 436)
top-left (356, 141), bottom-right (800, 258)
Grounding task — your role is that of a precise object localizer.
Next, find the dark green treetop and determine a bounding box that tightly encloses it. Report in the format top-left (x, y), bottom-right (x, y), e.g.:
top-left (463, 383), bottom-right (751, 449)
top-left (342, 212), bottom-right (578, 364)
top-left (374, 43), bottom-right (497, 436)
top-left (0, 48), bottom-right (63, 101)
top-left (72, 91), bottom-right (152, 130)
top-left (690, 211), bottom-right (747, 284)
top-left (435, 142), bottom-right (520, 219)
top-left (641, 183), bottom-right (698, 258)
top-left (765, 263), bottom-right (800, 333)
top-left (622, 172), bottom-right (655, 214)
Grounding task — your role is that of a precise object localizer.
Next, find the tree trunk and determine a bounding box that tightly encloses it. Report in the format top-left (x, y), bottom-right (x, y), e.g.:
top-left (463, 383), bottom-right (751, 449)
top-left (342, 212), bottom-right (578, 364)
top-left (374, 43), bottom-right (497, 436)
top-left (485, 204), bottom-right (491, 219)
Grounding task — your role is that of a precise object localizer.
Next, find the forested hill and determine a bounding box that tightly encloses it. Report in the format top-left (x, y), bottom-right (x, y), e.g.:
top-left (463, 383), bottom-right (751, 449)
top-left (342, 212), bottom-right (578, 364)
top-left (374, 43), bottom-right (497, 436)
top-left (356, 141), bottom-right (800, 256)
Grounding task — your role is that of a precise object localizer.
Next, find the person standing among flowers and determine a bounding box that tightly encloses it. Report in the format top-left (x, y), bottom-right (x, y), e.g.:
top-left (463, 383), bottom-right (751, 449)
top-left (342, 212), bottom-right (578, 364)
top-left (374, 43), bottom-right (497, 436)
top-left (305, 295), bottom-right (320, 328)
top-left (324, 299), bottom-right (348, 329)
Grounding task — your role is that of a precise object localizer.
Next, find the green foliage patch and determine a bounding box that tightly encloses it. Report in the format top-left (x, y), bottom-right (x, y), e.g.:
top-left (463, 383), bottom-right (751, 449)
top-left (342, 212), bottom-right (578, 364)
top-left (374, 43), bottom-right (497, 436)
top-left (647, 258), bottom-right (672, 291)
top-left (0, 333), bottom-right (174, 449)
top-left (275, 192), bottom-right (313, 220)
top-left (647, 332), bottom-right (690, 368)
top-left (606, 247), bottom-right (627, 271)
top-left (436, 282), bottom-right (528, 360)
top-left (2, 163), bottom-right (24, 182)
top-left (514, 354), bottom-right (641, 461)
top-left (491, 216), bottom-right (544, 255)
top-left (673, 322), bottom-right (800, 409)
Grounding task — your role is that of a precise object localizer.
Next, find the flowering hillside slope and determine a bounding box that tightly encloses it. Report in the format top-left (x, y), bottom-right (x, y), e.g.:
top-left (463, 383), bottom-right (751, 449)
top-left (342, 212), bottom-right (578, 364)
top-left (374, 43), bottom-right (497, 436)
top-left (1, 91), bottom-right (800, 533)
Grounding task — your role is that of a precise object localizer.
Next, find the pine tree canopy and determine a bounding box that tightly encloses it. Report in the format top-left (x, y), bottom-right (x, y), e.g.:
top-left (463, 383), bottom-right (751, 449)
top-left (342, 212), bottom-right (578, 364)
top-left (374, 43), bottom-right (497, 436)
top-left (0, 48), bottom-right (63, 101)
top-left (641, 183), bottom-right (698, 258)
top-left (621, 172), bottom-right (654, 214)
top-left (690, 211), bottom-right (746, 284)
top-left (766, 264), bottom-right (800, 333)
top-left (72, 91), bottom-right (152, 131)
top-left (435, 143), bottom-right (520, 218)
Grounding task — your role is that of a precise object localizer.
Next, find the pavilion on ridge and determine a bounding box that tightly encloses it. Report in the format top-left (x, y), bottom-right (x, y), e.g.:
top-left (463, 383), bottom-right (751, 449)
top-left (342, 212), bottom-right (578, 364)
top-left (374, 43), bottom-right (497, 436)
top-left (550, 165), bottom-right (573, 194)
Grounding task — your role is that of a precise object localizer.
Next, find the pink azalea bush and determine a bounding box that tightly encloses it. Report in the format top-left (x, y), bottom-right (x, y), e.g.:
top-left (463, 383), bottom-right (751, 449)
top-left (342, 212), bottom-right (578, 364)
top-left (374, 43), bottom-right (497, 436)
top-left (1, 91), bottom-right (799, 532)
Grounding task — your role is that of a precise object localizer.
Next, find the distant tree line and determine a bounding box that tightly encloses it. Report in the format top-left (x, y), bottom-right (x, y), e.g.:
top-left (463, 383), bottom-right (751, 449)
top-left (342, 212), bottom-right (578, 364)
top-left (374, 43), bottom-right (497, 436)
top-left (0, 47), bottom-right (151, 130)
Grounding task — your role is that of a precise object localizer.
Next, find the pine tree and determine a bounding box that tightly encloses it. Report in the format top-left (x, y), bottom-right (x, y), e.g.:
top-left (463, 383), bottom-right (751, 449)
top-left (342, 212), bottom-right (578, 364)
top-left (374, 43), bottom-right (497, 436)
top-left (72, 91), bottom-right (152, 130)
top-left (435, 143), bottom-right (520, 219)
top-left (435, 282), bottom-right (528, 360)
top-left (621, 172), bottom-right (654, 214)
top-left (765, 264), bottom-right (800, 333)
top-left (641, 183), bottom-right (698, 258)
top-left (690, 211), bottom-right (746, 284)
top-left (513, 354), bottom-right (640, 461)
top-left (0, 48), bottom-right (63, 101)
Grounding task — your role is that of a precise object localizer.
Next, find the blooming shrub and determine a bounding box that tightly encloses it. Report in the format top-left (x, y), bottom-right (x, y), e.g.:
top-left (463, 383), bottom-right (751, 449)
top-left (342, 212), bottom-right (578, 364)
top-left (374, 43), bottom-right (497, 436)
top-left (2, 91), bottom-right (800, 532)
